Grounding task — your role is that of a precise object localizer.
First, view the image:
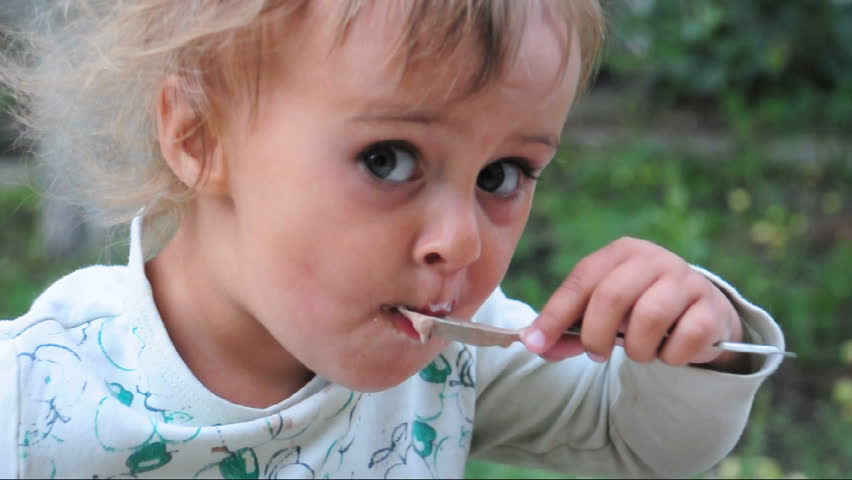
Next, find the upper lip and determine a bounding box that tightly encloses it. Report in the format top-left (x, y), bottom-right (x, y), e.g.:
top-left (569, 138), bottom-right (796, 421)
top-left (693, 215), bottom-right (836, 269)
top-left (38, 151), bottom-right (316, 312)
top-left (421, 301), bottom-right (454, 317)
top-left (384, 300), bottom-right (456, 318)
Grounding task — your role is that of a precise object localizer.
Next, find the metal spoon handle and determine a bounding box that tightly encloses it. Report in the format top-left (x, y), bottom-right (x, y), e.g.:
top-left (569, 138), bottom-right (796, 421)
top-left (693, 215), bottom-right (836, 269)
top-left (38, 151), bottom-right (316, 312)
top-left (564, 326), bottom-right (795, 358)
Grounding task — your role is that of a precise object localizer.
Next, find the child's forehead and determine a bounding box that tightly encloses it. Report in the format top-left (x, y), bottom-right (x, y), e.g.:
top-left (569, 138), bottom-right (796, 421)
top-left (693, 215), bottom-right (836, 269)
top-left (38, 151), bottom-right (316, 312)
top-left (275, 0), bottom-right (573, 104)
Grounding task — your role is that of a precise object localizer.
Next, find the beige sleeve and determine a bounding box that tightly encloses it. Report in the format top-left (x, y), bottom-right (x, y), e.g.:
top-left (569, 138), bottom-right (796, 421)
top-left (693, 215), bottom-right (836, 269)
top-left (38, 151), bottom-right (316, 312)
top-left (0, 337), bottom-right (20, 479)
top-left (470, 270), bottom-right (785, 478)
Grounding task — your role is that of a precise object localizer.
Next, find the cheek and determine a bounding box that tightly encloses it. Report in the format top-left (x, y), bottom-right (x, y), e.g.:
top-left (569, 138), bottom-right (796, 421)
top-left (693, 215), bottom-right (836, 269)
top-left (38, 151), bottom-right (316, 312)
top-left (240, 192), bottom-right (408, 311)
top-left (484, 197), bottom-right (534, 268)
top-left (490, 232), bottom-right (522, 278)
top-left (463, 223), bottom-right (526, 310)
top-left (479, 186), bottom-right (536, 227)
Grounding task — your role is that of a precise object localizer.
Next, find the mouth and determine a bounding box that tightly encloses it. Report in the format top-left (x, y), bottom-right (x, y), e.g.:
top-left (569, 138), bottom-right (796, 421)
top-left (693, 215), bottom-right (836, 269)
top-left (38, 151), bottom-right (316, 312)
top-left (381, 301), bottom-right (455, 343)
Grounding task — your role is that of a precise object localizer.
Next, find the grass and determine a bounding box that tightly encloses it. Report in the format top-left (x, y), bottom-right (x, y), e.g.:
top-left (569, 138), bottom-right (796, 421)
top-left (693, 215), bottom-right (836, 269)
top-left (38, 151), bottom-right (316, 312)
top-left (2, 137), bottom-right (850, 478)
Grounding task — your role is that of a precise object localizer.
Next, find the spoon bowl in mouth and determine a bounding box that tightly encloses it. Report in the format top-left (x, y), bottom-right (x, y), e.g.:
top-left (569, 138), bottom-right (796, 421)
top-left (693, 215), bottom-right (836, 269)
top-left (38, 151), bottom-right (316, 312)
top-left (397, 307), bottom-right (519, 347)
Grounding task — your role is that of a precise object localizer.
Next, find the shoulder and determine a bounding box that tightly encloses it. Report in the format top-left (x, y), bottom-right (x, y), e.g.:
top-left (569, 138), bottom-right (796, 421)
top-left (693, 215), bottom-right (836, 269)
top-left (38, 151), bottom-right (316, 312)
top-left (0, 263), bottom-right (139, 472)
top-left (1, 263), bottom-right (138, 341)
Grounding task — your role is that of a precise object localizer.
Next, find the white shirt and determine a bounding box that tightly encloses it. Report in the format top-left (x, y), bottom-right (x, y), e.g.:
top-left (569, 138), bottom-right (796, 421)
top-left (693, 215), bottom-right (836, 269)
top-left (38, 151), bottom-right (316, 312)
top-left (0, 215), bottom-right (786, 478)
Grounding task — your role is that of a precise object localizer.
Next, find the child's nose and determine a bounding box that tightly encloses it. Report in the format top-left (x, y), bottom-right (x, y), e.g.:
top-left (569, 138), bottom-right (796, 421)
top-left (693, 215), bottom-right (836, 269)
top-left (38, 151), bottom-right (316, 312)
top-left (413, 202), bottom-right (482, 272)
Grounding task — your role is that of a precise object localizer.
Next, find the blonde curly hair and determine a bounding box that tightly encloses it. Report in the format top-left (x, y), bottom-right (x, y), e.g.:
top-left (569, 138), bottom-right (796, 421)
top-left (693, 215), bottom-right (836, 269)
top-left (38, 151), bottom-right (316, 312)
top-left (1, 0), bottom-right (604, 252)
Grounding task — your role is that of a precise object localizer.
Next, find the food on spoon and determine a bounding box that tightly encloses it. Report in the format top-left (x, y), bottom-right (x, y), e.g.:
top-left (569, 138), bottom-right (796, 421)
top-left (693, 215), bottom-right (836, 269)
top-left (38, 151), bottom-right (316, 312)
top-left (397, 307), bottom-right (436, 343)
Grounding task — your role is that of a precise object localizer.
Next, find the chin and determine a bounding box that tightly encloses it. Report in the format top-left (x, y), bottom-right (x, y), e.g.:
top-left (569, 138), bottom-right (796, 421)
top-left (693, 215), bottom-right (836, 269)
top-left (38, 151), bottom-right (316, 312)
top-left (333, 355), bottom-right (437, 393)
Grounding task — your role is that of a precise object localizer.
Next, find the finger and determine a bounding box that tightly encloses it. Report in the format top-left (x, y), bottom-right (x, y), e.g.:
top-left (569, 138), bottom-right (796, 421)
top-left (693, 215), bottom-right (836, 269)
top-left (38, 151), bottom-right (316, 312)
top-left (538, 336), bottom-right (586, 362)
top-left (580, 258), bottom-right (662, 362)
top-left (522, 239), bottom-right (632, 354)
top-left (657, 298), bottom-right (724, 366)
top-left (622, 273), bottom-right (701, 363)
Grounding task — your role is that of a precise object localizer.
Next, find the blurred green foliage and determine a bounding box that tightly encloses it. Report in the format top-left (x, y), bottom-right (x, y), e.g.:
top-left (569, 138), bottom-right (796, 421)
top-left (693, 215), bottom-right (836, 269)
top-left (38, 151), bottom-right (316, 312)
top-left (603, 0), bottom-right (852, 132)
top-left (0, 187), bottom-right (99, 317)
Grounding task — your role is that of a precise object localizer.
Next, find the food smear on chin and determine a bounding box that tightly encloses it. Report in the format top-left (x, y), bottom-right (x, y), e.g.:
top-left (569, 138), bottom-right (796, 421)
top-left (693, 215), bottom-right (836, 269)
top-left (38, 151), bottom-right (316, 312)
top-left (397, 308), bottom-right (436, 343)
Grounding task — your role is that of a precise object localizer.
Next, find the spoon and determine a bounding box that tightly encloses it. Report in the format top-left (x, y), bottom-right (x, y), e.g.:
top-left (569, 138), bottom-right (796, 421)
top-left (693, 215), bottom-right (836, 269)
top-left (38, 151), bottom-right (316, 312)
top-left (397, 307), bottom-right (796, 358)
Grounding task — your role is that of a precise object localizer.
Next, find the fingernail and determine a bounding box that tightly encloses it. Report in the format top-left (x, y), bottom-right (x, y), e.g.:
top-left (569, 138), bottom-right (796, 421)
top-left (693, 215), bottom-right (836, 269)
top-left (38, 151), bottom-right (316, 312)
top-left (587, 352), bottom-right (607, 363)
top-left (523, 329), bottom-right (546, 352)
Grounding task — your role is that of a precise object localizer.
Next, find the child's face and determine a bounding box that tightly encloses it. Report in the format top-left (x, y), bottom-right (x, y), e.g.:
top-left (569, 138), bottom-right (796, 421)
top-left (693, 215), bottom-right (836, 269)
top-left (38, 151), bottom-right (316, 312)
top-left (210, 3), bottom-right (580, 391)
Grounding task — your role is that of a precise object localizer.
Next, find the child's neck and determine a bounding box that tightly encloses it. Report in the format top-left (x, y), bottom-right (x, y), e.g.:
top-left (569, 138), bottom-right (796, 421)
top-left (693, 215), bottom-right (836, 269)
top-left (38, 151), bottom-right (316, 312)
top-left (145, 215), bottom-right (315, 408)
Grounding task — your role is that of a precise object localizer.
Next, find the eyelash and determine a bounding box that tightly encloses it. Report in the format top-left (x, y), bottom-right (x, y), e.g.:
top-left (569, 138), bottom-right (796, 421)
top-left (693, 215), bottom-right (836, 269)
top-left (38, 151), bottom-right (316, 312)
top-left (500, 157), bottom-right (541, 182)
top-left (357, 140), bottom-right (420, 164)
top-left (357, 139), bottom-right (542, 184)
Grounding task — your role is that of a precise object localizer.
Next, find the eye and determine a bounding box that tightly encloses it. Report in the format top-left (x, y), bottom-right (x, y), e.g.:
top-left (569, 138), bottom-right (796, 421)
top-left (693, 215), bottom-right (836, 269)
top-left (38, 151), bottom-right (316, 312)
top-left (477, 159), bottom-right (537, 197)
top-left (358, 141), bottom-right (419, 183)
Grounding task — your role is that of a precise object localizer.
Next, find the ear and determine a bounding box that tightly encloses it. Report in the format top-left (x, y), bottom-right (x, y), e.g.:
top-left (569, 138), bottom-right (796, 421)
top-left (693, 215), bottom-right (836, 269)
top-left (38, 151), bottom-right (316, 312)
top-left (156, 75), bottom-right (229, 196)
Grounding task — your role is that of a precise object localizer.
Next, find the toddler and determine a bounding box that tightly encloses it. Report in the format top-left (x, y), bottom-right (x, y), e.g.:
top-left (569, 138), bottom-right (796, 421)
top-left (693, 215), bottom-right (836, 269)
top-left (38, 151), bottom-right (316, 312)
top-left (0, 1), bottom-right (786, 478)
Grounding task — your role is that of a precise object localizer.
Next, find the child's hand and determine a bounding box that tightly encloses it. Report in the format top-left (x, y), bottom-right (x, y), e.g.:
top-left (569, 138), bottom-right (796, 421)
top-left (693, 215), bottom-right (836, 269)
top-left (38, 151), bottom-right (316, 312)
top-left (520, 237), bottom-right (743, 368)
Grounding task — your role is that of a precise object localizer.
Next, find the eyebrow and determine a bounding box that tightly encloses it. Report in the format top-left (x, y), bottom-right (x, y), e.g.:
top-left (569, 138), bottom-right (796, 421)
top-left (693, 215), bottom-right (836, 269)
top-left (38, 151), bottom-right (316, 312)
top-left (517, 133), bottom-right (560, 149)
top-left (352, 110), bottom-right (560, 149)
top-left (352, 110), bottom-right (448, 125)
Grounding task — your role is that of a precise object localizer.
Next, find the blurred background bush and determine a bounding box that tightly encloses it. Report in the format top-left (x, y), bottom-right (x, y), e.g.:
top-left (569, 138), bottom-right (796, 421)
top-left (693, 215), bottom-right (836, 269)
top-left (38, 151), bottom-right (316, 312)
top-left (1, 0), bottom-right (850, 478)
